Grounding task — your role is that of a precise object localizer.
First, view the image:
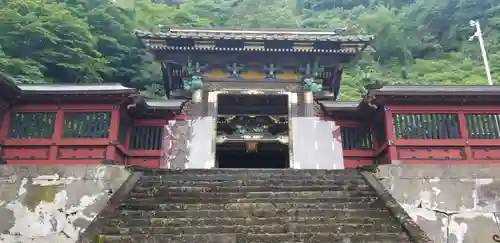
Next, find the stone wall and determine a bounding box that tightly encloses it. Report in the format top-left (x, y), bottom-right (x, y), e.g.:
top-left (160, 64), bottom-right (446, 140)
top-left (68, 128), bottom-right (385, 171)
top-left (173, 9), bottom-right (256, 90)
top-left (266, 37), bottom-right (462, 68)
top-left (0, 165), bottom-right (131, 243)
top-left (377, 164), bottom-right (500, 243)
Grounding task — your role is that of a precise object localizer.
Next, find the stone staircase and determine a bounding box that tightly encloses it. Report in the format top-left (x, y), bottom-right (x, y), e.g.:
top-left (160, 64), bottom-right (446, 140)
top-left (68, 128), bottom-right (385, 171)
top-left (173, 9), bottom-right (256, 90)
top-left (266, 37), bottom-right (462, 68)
top-left (90, 168), bottom-right (419, 243)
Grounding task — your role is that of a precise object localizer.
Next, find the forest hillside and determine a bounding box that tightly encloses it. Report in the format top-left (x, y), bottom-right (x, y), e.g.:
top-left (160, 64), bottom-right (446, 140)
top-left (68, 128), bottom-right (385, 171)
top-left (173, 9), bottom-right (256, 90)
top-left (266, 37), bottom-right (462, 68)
top-left (0, 0), bottom-right (499, 100)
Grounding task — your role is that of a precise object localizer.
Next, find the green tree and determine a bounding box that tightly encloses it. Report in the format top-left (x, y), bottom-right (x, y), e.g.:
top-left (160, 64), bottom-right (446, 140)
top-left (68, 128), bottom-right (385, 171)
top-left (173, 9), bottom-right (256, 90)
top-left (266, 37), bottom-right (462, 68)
top-left (0, 0), bottom-right (498, 99)
top-left (0, 0), bottom-right (107, 83)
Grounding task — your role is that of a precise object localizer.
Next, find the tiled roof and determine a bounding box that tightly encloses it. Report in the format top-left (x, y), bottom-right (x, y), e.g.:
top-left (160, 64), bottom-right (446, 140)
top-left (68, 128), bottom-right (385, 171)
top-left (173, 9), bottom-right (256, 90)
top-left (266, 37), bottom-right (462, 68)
top-left (370, 85), bottom-right (500, 95)
top-left (0, 74), bottom-right (21, 99)
top-left (145, 99), bottom-right (183, 110)
top-left (136, 27), bottom-right (374, 42)
top-left (19, 83), bottom-right (136, 94)
top-left (319, 101), bottom-right (360, 110)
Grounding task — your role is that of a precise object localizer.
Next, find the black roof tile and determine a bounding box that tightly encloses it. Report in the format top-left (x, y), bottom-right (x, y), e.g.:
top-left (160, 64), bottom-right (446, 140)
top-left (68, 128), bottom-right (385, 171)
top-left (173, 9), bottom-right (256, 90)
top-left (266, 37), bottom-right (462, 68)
top-left (136, 27), bottom-right (374, 42)
top-left (370, 85), bottom-right (500, 95)
top-left (19, 83), bottom-right (136, 95)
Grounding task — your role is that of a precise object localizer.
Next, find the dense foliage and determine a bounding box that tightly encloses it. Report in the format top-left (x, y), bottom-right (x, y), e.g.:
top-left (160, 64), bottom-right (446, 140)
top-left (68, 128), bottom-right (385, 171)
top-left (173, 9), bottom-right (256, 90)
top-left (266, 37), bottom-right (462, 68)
top-left (0, 0), bottom-right (499, 100)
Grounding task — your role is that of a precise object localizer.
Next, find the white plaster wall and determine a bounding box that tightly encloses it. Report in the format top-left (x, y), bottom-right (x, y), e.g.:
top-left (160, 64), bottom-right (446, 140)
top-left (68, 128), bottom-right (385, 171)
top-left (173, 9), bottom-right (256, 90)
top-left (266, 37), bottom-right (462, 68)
top-left (290, 117), bottom-right (344, 169)
top-left (188, 116), bottom-right (215, 169)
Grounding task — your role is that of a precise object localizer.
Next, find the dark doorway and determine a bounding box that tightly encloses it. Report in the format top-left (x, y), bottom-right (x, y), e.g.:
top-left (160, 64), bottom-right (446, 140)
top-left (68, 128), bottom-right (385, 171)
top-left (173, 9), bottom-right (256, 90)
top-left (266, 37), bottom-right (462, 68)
top-left (216, 143), bottom-right (289, 169)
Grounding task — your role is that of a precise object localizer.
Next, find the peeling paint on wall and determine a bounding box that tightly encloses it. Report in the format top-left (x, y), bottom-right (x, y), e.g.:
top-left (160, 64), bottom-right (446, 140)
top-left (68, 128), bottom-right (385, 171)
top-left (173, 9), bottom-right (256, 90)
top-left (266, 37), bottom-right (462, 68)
top-left (378, 164), bottom-right (500, 243)
top-left (0, 165), bottom-right (130, 243)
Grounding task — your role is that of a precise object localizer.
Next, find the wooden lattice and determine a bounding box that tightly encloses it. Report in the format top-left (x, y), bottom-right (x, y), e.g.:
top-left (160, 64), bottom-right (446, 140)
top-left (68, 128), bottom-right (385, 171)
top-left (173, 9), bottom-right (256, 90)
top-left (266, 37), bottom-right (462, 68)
top-left (63, 112), bottom-right (111, 138)
top-left (129, 126), bottom-right (164, 150)
top-left (8, 112), bottom-right (56, 139)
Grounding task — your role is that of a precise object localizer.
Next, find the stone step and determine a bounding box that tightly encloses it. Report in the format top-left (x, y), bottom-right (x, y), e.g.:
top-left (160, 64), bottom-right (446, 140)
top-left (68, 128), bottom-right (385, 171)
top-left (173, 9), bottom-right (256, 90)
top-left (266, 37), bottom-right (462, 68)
top-left (136, 179), bottom-right (368, 187)
top-left (104, 215), bottom-right (395, 227)
top-left (122, 195), bottom-right (378, 205)
top-left (110, 208), bottom-right (392, 219)
top-left (129, 167), bottom-right (361, 176)
top-left (117, 200), bottom-right (384, 211)
top-left (131, 184), bottom-right (374, 193)
top-left (138, 174), bottom-right (364, 182)
top-left (128, 190), bottom-right (378, 199)
top-left (100, 222), bottom-right (404, 235)
top-left (98, 232), bottom-right (411, 243)
top-left (92, 169), bottom-right (413, 243)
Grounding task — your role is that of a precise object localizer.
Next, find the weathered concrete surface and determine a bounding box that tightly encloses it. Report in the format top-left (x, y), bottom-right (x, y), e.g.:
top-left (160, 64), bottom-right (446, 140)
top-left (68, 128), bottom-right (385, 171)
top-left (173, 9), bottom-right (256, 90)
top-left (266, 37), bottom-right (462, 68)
top-left (377, 164), bottom-right (500, 243)
top-left (0, 165), bottom-right (131, 243)
top-left (164, 119), bottom-right (189, 169)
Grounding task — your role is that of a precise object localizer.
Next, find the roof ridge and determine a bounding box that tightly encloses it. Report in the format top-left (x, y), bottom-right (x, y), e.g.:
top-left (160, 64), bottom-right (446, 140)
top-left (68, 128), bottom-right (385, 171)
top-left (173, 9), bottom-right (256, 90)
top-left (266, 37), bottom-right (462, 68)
top-left (159, 26), bottom-right (353, 35)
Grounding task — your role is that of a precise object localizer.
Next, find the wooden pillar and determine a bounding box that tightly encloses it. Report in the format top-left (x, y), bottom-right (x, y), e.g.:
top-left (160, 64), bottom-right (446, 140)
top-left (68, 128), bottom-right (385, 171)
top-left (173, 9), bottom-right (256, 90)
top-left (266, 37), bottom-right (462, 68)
top-left (105, 106), bottom-right (120, 163)
top-left (384, 106), bottom-right (397, 163)
top-left (49, 108), bottom-right (64, 161)
top-left (0, 110), bottom-right (10, 141)
top-left (189, 89), bottom-right (203, 119)
top-left (207, 91), bottom-right (219, 168)
top-left (192, 89), bottom-right (202, 103)
top-left (457, 110), bottom-right (472, 160)
top-left (303, 91), bottom-right (314, 117)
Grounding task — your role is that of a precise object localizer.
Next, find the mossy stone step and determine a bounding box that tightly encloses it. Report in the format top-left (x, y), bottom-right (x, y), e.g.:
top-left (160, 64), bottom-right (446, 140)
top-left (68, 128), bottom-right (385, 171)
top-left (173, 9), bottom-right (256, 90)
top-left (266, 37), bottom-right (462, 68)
top-left (105, 215), bottom-right (395, 227)
top-left (100, 222), bottom-right (403, 235)
top-left (136, 178), bottom-right (368, 187)
top-left (110, 208), bottom-right (393, 219)
top-left (98, 232), bottom-right (411, 243)
top-left (131, 184), bottom-right (373, 193)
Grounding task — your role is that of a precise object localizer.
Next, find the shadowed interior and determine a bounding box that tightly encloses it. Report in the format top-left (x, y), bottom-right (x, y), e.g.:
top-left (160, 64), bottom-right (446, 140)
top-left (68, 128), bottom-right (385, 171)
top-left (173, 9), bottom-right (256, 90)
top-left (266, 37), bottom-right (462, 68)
top-left (216, 143), bottom-right (289, 168)
top-left (215, 93), bottom-right (290, 168)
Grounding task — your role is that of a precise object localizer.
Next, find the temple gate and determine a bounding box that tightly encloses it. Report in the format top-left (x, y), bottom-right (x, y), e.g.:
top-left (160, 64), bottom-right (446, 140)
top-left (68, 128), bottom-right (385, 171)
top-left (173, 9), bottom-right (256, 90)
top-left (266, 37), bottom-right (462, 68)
top-left (1, 28), bottom-right (500, 168)
top-left (137, 27), bottom-right (373, 169)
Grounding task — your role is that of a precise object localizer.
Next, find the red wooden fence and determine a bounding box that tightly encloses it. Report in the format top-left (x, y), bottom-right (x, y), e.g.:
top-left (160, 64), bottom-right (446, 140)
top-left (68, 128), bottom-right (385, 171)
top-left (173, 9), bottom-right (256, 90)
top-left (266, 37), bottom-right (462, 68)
top-left (2, 103), bottom-right (500, 167)
top-left (384, 106), bottom-right (500, 164)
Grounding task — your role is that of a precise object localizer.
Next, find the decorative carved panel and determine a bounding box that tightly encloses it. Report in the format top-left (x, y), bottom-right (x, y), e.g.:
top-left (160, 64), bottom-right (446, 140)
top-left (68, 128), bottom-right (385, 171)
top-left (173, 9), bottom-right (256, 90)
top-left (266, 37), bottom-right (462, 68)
top-left (58, 146), bottom-right (106, 159)
top-left (2, 147), bottom-right (50, 160)
top-left (127, 157), bottom-right (159, 168)
top-left (397, 147), bottom-right (465, 160)
top-left (471, 147), bottom-right (500, 160)
top-left (344, 158), bottom-right (373, 169)
top-left (216, 115), bottom-right (288, 140)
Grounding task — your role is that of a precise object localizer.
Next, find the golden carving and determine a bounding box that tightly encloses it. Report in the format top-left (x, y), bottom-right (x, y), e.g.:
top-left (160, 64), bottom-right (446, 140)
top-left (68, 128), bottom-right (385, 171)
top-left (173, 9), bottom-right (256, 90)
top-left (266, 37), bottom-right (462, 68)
top-left (278, 71), bottom-right (298, 79)
top-left (242, 70), bottom-right (264, 79)
top-left (206, 68), bottom-right (228, 79)
top-left (206, 67), bottom-right (300, 80)
top-left (246, 142), bottom-right (258, 152)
